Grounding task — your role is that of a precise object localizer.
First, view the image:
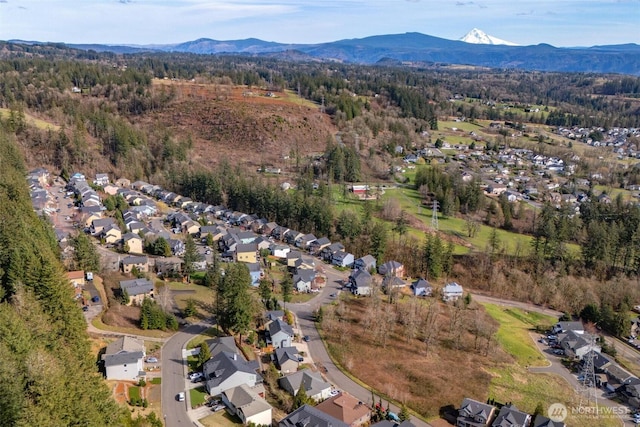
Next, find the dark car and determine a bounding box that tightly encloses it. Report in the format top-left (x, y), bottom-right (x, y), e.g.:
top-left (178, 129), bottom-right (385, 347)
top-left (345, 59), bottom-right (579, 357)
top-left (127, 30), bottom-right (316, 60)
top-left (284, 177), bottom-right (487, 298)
top-left (303, 335), bottom-right (310, 342)
top-left (82, 306), bottom-right (89, 312)
top-left (91, 296), bottom-right (100, 303)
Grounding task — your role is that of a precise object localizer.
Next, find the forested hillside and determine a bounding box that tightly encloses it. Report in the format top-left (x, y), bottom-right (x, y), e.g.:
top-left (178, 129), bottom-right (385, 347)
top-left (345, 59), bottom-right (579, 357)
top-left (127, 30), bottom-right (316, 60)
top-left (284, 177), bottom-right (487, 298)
top-left (0, 129), bottom-right (127, 426)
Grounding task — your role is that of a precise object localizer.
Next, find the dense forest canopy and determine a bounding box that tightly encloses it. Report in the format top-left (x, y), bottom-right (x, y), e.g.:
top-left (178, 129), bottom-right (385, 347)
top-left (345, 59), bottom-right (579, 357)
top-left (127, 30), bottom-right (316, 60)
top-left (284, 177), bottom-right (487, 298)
top-left (0, 129), bottom-right (128, 426)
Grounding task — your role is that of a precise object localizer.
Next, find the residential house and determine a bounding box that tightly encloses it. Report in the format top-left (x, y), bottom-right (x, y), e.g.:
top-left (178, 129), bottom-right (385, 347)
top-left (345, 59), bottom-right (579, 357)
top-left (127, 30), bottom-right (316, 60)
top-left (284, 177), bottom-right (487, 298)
top-left (119, 278), bottom-right (154, 305)
top-left (321, 242), bottom-right (345, 262)
top-left (247, 262), bottom-right (262, 286)
top-left (101, 336), bottom-right (145, 381)
top-left (491, 404), bottom-right (530, 427)
top-left (604, 364), bottom-right (633, 392)
top-left (102, 224), bottom-right (122, 244)
top-left (382, 276), bottom-right (406, 292)
top-left (236, 243), bottom-right (257, 264)
top-left (271, 225), bottom-right (289, 241)
top-left (631, 317), bottom-right (640, 337)
top-left (296, 233), bottom-right (317, 250)
top-left (273, 346), bottom-right (301, 373)
top-left (103, 183), bottom-right (119, 195)
top-left (271, 244), bottom-right (290, 259)
top-left (91, 217), bottom-right (116, 235)
top-left (349, 269), bottom-right (372, 296)
top-left (66, 270), bottom-right (86, 288)
top-left (268, 319), bottom-right (294, 349)
top-left (93, 173), bottom-right (110, 187)
top-left (315, 392), bottom-right (371, 427)
top-left (182, 220), bottom-right (200, 235)
top-left (332, 251), bottom-right (355, 268)
top-left (115, 178), bottom-right (130, 187)
top-left (279, 404), bottom-right (348, 427)
top-left (262, 222), bottom-right (278, 236)
top-left (121, 255), bottom-right (149, 273)
top-left (558, 331), bottom-right (601, 360)
top-left (221, 384), bottom-right (272, 426)
top-left (155, 257), bottom-right (182, 276)
top-left (254, 236), bottom-right (271, 252)
top-left (293, 256), bottom-right (315, 274)
top-left (287, 251), bottom-right (302, 268)
top-left (552, 321), bottom-right (584, 335)
top-left (293, 270), bottom-right (316, 293)
top-left (168, 239), bottom-right (185, 256)
top-left (442, 282), bottom-right (464, 302)
top-left (123, 233), bottom-right (143, 254)
top-left (284, 230), bottom-right (304, 246)
top-left (203, 351), bottom-right (262, 396)
top-left (411, 278), bottom-right (432, 297)
top-left (278, 369), bottom-right (333, 402)
top-left (354, 255), bottom-right (376, 272)
top-left (457, 398), bottom-right (497, 427)
top-left (378, 261), bottom-right (405, 278)
top-left (309, 237), bottom-right (331, 254)
top-left (532, 415), bottom-right (566, 427)
top-left (207, 336), bottom-right (239, 358)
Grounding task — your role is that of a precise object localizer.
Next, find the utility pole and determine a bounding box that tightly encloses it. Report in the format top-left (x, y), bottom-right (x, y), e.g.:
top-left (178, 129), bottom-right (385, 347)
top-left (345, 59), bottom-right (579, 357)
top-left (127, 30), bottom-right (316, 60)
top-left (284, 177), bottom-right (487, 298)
top-left (431, 200), bottom-right (439, 231)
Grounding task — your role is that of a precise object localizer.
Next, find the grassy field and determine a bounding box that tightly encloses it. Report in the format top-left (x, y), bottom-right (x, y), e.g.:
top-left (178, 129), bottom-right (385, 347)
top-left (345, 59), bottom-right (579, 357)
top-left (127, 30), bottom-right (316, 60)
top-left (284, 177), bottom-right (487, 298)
top-left (282, 89), bottom-right (319, 108)
top-left (190, 386), bottom-right (208, 408)
top-left (165, 281), bottom-right (214, 320)
top-left (187, 327), bottom-right (221, 350)
top-left (129, 386), bottom-right (141, 402)
top-left (91, 315), bottom-right (173, 338)
top-left (483, 304), bottom-right (554, 367)
top-left (485, 303), bottom-right (619, 427)
top-left (0, 107), bottom-right (60, 131)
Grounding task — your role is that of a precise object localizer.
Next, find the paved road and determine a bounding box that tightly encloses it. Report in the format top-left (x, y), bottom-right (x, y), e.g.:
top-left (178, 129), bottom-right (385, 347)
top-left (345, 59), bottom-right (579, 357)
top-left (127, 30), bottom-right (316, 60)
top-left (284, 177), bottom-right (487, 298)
top-left (161, 323), bottom-right (211, 427)
top-left (289, 267), bottom-right (433, 427)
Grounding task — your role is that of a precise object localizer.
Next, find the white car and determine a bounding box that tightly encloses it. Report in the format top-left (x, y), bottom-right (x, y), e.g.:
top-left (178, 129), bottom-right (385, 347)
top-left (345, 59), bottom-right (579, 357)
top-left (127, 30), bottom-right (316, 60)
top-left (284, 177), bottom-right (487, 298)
top-left (329, 389), bottom-right (340, 397)
top-left (145, 357), bottom-right (158, 363)
top-left (177, 392), bottom-right (185, 402)
top-left (189, 372), bottom-right (203, 382)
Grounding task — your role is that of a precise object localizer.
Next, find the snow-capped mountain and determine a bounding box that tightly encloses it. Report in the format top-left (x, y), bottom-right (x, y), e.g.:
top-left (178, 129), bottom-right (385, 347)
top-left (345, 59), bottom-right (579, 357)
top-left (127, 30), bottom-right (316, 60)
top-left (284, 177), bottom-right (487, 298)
top-left (460, 28), bottom-right (518, 46)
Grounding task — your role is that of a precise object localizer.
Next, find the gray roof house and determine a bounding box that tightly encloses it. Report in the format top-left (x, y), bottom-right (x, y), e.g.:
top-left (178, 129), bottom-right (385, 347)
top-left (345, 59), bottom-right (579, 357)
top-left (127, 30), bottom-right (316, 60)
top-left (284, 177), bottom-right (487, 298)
top-left (457, 398), bottom-right (497, 427)
top-left (354, 255), bottom-right (376, 272)
top-left (411, 278), bottom-right (432, 296)
top-left (207, 336), bottom-right (239, 358)
top-left (332, 251), bottom-right (355, 268)
top-left (279, 404), bottom-right (348, 427)
top-left (101, 336), bottom-right (145, 381)
top-left (293, 270), bottom-right (316, 293)
top-left (278, 369), bottom-right (333, 402)
top-left (349, 269), bottom-right (372, 296)
top-left (491, 404), bottom-right (530, 427)
top-left (268, 319), bottom-right (294, 349)
top-left (119, 278), bottom-right (154, 305)
top-left (203, 351), bottom-right (262, 396)
top-left (221, 384), bottom-right (272, 426)
top-left (273, 346), bottom-right (301, 374)
top-left (321, 242), bottom-right (345, 262)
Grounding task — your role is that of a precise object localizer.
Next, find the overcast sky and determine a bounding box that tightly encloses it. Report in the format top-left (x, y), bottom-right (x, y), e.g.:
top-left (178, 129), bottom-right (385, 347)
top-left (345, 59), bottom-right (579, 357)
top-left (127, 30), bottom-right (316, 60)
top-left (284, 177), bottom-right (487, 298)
top-left (0, 0), bottom-right (638, 47)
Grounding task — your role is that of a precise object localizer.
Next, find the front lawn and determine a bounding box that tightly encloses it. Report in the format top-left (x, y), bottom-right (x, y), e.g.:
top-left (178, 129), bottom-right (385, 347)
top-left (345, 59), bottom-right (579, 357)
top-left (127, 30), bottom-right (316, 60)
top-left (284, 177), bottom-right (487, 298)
top-left (200, 411), bottom-right (242, 427)
top-left (190, 386), bottom-right (208, 408)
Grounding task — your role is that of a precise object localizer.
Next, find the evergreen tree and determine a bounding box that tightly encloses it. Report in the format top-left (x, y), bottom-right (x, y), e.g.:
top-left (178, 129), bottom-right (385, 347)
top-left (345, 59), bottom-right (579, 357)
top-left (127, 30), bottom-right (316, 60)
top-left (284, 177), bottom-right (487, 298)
top-left (182, 234), bottom-right (200, 280)
top-left (71, 232), bottom-right (101, 272)
top-left (198, 342), bottom-right (211, 368)
top-left (293, 385), bottom-right (311, 409)
top-left (281, 274), bottom-right (293, 310)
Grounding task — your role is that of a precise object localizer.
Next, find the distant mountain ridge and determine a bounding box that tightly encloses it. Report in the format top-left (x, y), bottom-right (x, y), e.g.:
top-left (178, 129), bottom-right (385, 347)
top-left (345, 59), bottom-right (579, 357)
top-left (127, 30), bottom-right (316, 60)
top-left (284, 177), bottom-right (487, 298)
top-left (7, 32), bottom-right (640, 75)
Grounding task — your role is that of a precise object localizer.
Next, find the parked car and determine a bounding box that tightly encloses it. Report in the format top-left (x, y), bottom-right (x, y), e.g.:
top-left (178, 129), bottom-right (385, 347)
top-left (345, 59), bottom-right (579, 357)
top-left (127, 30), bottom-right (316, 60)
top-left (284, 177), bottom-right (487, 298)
top-left (553, 349), bottom-right (564, 355)
top-left (189, 372), bottom-right (203, 382)
top-left (177, 392), bottom-right (185, 402)
top-left (82, 306), bottom-right (89, 312)
top-left (303, 335), bottom-right (310, 342)
top-left (329, 389), bottom-right (340, 397)
top-left (91, 296), bottom-right (100, 303)
top-left (330, 293), bottom-right (337, 298)
top-left (298, 357), bottom-right (304, 362)
top-left (146, 357), bottom-right (158, 363)
top-left (211, 404), bottom-right (225, 412)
